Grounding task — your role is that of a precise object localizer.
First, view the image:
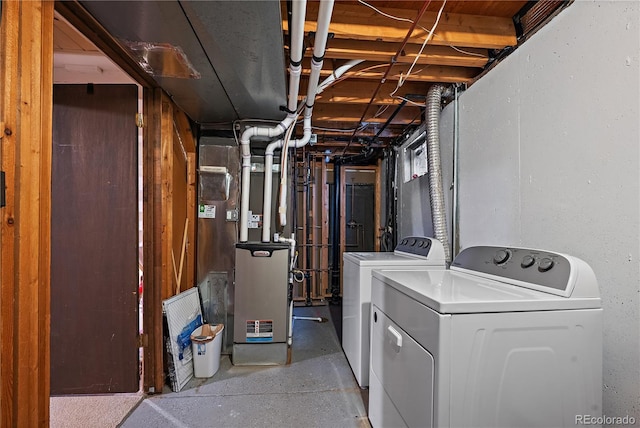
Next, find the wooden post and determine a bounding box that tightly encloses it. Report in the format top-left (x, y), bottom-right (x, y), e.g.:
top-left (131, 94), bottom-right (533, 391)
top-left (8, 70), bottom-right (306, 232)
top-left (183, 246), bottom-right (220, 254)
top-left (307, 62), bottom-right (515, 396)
top-left (143, 87), bottom-right (166, 393)
top-left (161, 94), bottom-right (174, 300)
top-left (174, 110), bottom-right (197, 291)
top-left (186, 152), bottom-right (197, 290)
top-left (0, 1), bottom-right (54, 425)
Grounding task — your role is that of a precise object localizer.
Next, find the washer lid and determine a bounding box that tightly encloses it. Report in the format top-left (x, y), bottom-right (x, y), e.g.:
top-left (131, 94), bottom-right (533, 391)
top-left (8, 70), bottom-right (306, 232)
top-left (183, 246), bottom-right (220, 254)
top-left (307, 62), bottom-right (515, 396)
top-left (372, 269), bottom-right (602, 313)
top-left (343, 251), bottom-right (438, 267)
top-left (343, 237), bottom-right (446, 267)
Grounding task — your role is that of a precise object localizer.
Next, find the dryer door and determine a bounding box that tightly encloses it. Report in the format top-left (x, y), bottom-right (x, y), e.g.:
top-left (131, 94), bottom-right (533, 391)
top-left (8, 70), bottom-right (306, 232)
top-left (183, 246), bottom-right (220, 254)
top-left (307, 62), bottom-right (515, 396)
top-left (369, 305), bottom-right (434, 428)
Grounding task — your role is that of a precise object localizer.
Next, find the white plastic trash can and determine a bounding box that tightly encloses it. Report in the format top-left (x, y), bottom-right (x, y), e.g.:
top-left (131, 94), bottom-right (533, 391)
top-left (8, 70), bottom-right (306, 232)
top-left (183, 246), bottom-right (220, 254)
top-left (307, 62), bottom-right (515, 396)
top-left (191, 323), bottom-right (224, 378)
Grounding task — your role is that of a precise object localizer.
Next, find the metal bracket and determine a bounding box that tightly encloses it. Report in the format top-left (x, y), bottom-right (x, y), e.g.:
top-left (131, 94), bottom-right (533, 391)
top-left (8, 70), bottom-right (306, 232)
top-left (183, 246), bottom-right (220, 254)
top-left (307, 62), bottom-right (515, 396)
top-left (0, 171), bottom-right (5, 208)
top-left (137, 333), bottom-right (148, 348)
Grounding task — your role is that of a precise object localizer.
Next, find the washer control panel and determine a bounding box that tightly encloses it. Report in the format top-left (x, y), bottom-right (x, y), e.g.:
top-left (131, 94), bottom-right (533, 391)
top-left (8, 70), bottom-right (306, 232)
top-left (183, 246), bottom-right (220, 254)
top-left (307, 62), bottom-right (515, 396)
top-left (451, 246), bottom-right (572, 294)
top-left (394, 236), bottom-right (434, 257)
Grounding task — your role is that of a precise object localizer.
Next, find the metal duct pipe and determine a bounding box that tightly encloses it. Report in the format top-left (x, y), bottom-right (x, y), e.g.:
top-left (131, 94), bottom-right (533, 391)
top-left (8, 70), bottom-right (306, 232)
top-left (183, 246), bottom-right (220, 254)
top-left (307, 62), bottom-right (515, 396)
top-left (426, 84), bottom-right (453, 263)
top-left (238, 0), bottom-right (307, 242)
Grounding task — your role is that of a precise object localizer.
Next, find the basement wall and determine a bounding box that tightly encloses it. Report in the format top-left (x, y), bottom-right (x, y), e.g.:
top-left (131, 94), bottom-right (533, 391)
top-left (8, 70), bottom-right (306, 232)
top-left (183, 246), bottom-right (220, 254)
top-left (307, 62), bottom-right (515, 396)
top-left (432, 0), bottom-right (639, 420)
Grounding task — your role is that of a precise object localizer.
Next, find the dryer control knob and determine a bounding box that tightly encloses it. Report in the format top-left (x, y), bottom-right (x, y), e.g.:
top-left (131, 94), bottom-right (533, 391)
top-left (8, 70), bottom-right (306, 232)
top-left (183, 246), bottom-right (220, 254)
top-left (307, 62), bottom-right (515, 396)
top-left (493, 249), bottom-right (510, 265)
top-left (538, 258), bottom-right (555, 272)
top-left (521, 255), bottom-right (535, 268)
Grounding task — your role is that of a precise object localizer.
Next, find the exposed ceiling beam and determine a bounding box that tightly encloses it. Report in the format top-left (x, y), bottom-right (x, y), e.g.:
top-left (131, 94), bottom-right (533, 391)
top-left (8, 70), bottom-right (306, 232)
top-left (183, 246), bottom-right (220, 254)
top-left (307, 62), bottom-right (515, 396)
top-left (311, 79), bottom-right (428, 105)
top-left (301, 62), bottom-right (479, 84)
top-left (302, 39), bottom-right (489, 68)
top-left (285, 3), bottom-right (517, 49)
top-left (310, 103), bottom-right (422, 124)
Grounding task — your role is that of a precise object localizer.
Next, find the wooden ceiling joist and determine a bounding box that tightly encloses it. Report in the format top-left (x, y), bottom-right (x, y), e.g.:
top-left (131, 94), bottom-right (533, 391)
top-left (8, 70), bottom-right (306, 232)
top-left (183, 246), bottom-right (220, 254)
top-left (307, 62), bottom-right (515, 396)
top-left (301, 61), bottom-right (479, 84)
top-left (286, 2), bottom-right (517, 49)
top-left (312, 103), bottom-right (422, 124)
top-left (312, 79), bottom-right (428, 105)
top-left (314, 39), bottom-right (489, 68)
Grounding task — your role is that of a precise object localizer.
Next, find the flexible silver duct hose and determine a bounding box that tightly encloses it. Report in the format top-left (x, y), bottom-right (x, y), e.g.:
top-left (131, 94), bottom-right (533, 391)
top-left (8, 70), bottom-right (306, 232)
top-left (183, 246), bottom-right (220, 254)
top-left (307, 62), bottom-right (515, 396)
top-left (426, 84), bottom-right (452, 263)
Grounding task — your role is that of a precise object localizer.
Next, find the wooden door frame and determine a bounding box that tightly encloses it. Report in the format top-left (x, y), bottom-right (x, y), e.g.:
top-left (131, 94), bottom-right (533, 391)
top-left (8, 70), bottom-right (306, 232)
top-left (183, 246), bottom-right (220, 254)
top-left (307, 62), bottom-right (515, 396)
top-left (54, 2), bottom-right (200, 395)
top-left (0, 5), bottom-right (195, 419)
top-left (1, 1), bottom-right (54, 425)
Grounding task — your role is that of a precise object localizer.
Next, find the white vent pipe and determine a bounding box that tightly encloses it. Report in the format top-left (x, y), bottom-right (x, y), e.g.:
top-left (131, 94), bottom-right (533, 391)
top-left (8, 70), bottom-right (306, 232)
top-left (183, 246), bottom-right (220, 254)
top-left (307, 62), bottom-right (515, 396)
top-left (238, 0), bottom-right (307, 242)
top-left (261, 0), bottom-right (337, 241)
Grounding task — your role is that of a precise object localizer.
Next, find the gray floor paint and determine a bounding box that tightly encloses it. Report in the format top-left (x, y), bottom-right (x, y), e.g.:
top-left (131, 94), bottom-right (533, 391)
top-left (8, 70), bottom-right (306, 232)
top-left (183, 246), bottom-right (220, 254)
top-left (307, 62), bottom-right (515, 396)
top-left (121, 306), bottom-right (369, 427)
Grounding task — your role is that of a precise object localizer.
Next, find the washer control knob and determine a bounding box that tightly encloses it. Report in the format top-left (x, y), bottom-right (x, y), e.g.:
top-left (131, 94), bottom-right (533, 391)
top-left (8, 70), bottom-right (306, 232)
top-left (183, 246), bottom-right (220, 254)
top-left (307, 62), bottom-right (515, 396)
top-left (401, 239), bottom-right (407, 245)
top-left (538, 258), bottom-right (555, 272)
top-left (417, 241), bottom-right (424, 247)
top-left (409, 239), bottom-right (416, 246)
top-left (493, 249), bottom-right (510, 265)
top-left (521, 255), bottom-right (535, 268)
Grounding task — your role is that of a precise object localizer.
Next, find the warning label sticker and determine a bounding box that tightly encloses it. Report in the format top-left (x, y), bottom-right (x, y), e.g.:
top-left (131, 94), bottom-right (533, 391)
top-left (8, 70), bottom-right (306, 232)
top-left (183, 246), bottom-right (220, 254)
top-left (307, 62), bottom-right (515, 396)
top-left (246, 320), bottom-right (273, 343)
top-left (198, 204), bottom-right (216, 218)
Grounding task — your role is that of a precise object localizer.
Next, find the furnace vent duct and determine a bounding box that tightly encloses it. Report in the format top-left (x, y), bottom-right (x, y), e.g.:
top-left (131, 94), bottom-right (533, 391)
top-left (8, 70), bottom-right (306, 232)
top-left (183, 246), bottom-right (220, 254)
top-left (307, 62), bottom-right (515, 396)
top-left (426, 84), bottom-right (452, 264)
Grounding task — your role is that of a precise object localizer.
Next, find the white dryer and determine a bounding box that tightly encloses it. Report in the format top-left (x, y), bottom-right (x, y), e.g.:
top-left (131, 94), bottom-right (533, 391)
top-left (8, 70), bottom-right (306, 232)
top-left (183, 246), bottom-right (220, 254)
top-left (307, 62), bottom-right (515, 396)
top-left (342, 237), bottom-right (446, 388)
top-left (369, 246), bottom-right (603, 428)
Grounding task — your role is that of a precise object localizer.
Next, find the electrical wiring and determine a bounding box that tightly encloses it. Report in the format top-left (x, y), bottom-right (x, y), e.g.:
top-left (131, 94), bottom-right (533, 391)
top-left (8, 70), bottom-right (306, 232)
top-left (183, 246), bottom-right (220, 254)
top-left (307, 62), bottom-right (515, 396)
top-left (390, 0), bottom-right (447, 97)
top-left (357, 0), bottom-right (415, 25)
top-left (373, 104), bottom-right (390, 118)
top-left (357, 0), bottom-right (484, 59)
top-left (447, 44), bottom-right (488, 58)
top-left (312, 124), bottom-right (369, 133)
top-left (392, 95), bottom-right (427, 107)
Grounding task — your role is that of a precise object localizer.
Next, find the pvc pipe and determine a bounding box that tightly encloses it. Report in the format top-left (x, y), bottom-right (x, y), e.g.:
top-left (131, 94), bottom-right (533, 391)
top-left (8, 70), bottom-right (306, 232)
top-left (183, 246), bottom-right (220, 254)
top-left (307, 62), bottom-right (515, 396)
top-left (276, 0), bottom-right (334, 228)
top-left (287, 0), bottom-right (306, 113)
top-left (262, 139), bottom-right (284, 242)
top-left (238, 0), bottom-right (307, 242)
top-left (316, 59), bottom-right (364, 94)
top-left (313, 0), bottom-right (334, 54)
top-left (239, 125), bottom-right (287, 242)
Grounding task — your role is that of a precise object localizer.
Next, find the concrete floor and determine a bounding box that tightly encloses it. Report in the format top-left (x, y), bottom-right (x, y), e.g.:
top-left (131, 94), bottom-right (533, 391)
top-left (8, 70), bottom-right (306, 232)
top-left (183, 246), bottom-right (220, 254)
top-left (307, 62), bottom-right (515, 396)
top-left (120, 305), bottom-right (369, 427)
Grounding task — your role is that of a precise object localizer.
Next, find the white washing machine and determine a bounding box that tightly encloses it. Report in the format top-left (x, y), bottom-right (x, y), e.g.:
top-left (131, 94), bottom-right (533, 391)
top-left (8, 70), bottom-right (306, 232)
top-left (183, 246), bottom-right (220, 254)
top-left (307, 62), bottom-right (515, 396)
top-left (342, 237), bottom-right (446, 388)
top-left (369, 245), bottom-right (603, 428)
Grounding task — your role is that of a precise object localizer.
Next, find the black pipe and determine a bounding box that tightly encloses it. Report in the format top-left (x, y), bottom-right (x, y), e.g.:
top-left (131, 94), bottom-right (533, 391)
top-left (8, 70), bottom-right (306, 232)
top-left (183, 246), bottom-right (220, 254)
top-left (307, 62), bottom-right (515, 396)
top-left (376, 99), bottom-right (407, 138)
top-left (382, 147), bottom-right (397, 251)
top-left (329, 161), bottom-right (341, 305)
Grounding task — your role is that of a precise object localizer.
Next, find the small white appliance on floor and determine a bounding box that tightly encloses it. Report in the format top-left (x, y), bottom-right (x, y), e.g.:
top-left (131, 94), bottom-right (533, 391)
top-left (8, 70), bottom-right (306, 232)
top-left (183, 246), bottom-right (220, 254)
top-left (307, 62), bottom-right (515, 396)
top-left (369, 245), bottom-right (603, 428)
top-left (342, 237), bottom-right (446, 388)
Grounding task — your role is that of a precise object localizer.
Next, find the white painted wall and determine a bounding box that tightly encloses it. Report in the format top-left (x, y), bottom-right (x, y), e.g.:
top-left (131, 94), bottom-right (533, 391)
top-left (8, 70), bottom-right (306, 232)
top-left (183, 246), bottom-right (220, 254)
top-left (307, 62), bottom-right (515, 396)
top-left (432, 0), bottom-right (639, 420)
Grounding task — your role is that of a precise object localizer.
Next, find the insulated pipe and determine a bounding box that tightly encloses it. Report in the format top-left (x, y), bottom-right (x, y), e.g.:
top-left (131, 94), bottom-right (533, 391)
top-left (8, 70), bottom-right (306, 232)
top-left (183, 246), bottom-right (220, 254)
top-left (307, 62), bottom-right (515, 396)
top-left (238, 0), bottom-right (307, 242)
top-left (426, 84), bottom-right (453, 263)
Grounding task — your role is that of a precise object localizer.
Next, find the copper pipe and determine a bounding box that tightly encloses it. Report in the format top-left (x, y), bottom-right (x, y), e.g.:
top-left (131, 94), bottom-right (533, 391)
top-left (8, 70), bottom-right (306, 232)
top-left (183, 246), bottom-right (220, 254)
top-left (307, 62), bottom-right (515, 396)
top-left (343, 0), bottom-right (433, 153)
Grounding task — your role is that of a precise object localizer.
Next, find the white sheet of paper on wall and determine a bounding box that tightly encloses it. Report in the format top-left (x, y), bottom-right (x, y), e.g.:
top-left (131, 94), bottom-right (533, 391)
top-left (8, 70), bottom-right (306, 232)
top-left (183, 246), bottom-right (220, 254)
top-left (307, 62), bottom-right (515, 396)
top-left (198, 204), bottom-right (216, 218)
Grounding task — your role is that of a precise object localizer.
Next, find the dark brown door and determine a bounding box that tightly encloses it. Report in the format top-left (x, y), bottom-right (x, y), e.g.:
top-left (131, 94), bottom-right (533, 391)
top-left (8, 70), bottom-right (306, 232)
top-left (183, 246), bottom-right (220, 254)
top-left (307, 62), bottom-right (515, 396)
top-left (51, 84), bottom-right (139, 394)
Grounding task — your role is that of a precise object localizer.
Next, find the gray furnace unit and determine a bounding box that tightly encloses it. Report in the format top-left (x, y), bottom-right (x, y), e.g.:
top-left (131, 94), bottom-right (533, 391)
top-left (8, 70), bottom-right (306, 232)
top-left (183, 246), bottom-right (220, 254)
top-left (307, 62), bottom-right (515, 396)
top-left (233, 242), bottom-right (290, 365)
